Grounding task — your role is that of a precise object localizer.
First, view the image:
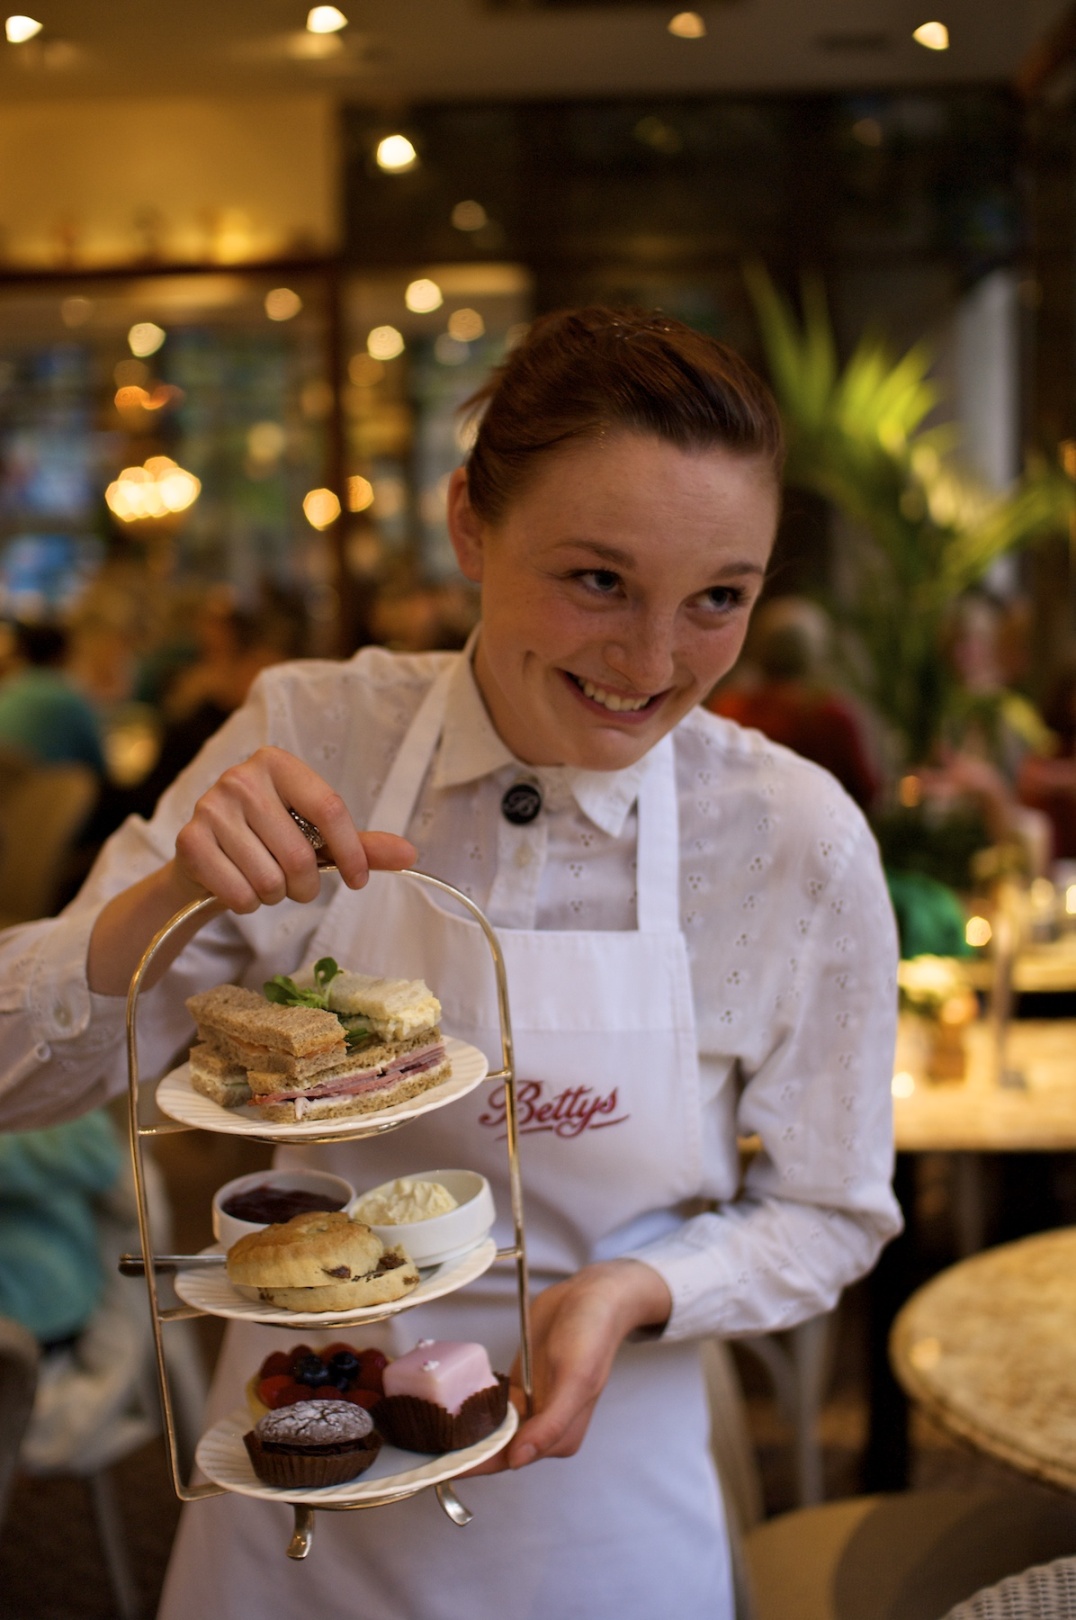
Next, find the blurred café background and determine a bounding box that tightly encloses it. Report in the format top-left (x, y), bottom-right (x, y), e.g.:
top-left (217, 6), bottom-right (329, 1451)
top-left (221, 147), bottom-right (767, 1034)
top-left (9, 3), bottom-right (1076, 1617)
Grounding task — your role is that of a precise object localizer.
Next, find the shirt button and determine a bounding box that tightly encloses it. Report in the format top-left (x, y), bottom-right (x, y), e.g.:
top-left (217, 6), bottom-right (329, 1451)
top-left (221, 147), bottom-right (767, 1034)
top-left (53, 1003), bottom-right (70, 1028)
top-left (515, 844), bottom-right (534, 869)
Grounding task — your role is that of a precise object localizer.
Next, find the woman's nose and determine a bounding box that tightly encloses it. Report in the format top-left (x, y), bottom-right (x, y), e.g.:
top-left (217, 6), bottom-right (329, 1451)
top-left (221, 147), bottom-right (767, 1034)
top-left (602, 619), bottom-right (677, 692)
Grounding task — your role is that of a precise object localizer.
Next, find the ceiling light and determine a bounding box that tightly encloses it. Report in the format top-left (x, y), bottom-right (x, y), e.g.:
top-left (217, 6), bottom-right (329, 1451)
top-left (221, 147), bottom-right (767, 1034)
top-left (376, 134), bottom-right (418, 174)
top-left (307, 6), bottom-right (347, 32)
top-left (264, 287), bottom-right (302, 321)
top-left (128, 322), bottom-right (166, 358)
top-left (912, 20), bottom-right (949, 50)
top-left (451, 200), bottom-right (487, 232)
top-left (303, 487), bottom-right (342, 530)
top-left (367, 325), bottom-right (405, 361)
top-left (5, 15), bottom-right (41, 43)
top-left (667, 11), bottom-right (706, 40)
top-left (347, 475), bottom-right (374, 513)
top-left (447, 308), bottom-right (485, 342)
top-left (405, 278), bottom-right (443, 314)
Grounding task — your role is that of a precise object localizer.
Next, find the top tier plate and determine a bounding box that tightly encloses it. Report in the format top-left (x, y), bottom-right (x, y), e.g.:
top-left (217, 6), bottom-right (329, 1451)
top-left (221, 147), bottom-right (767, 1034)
top-left (155, 1035), bottom-right (489, 1141)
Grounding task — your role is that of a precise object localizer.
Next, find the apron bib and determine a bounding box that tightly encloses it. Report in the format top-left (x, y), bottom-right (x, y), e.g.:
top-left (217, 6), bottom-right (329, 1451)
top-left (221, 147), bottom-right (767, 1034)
top-left (159, 661), bottom-right (733, 1620)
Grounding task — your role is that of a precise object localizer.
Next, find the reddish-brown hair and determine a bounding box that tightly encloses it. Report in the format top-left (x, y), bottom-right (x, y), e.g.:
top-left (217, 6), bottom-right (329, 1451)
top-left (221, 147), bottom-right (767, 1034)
top-left (463, 306), bottom-right (784, 524)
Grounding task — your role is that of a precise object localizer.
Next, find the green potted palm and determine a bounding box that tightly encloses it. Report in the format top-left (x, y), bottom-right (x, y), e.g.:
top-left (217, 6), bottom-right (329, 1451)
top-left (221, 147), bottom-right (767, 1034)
top-left (746, 266), bottom-right (1075, 919)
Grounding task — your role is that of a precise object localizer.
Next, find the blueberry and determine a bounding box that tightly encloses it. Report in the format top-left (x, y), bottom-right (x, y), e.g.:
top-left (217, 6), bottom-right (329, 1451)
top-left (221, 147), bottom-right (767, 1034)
top-left (293, 1356), bottom-right (331, 1388)
top-left (329, 1351), bottom-right (360, 1377)
top-left (324, 1364), bottom-right (352, 1389)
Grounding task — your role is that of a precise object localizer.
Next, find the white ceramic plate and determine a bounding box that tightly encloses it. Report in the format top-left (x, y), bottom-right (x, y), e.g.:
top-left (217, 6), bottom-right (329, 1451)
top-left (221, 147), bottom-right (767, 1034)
top-left (155, 1036), bottom-right (488, 1141)
top-left (196, 1403), bottom-right (518, 1506)
top-left (174, 1236), bottom-right (498, 1327)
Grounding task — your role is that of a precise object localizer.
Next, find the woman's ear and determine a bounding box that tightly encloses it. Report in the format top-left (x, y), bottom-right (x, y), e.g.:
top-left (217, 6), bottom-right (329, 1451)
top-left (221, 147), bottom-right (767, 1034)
top-left (447, 467), bottom-right (486, 583)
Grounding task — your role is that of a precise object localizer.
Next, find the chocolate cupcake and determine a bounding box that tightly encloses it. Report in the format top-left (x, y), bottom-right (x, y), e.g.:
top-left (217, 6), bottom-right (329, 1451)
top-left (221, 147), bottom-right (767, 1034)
top-left (243, 1398), bottom-right (382, 1488)
top-left (375, 1340), bottom-right (509, 1454)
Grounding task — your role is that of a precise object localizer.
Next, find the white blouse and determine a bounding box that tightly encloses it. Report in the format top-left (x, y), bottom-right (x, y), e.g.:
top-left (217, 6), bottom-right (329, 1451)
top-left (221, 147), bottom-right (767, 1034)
top-left (0, 646), bottom-right (902, 1340)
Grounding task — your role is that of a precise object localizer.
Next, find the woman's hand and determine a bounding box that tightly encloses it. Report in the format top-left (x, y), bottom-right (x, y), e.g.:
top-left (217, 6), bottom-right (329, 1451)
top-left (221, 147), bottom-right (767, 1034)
top-left (87, 747), bottom-right (415, 996)
top-left (466, 1259), bottom-right (671, 1477)
top-left (173, 745), bottom-right (414, 913)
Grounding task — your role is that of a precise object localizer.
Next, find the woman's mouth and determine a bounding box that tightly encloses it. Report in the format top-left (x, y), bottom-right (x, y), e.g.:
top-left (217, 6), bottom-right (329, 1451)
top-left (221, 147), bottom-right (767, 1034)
top-left (564, 672), bottom-right (662, 716)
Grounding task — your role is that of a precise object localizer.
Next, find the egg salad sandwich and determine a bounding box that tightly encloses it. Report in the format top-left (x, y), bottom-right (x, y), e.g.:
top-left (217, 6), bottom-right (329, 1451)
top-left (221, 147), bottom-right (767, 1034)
top-left (187, 958), bottom-right (451, 1123)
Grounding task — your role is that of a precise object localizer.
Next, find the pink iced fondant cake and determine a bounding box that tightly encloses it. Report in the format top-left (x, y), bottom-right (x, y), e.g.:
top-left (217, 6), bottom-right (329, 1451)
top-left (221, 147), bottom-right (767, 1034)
top-left (382, 1340), bottom-right (496, 1415)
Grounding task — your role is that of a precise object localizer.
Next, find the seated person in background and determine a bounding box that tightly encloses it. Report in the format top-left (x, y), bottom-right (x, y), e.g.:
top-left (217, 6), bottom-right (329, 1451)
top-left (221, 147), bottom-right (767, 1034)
top-left (707, 596), bottom-right (881, 809)
top-left (0, 1110), bottom-right (122, 1346)
top-left (0, 621), bottom-right (105, 774)
top-left (1018, 657), bottom-right (1076, 861)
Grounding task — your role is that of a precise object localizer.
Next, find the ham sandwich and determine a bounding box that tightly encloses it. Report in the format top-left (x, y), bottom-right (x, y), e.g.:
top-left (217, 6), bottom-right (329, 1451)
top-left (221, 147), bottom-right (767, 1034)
top-left (187, 973), bottom-right (451, 1123)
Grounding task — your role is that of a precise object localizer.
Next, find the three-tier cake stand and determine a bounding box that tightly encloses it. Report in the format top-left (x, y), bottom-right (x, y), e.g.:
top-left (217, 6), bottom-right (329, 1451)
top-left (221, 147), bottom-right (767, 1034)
top-left (121, 868), bottom-right (532, 1559)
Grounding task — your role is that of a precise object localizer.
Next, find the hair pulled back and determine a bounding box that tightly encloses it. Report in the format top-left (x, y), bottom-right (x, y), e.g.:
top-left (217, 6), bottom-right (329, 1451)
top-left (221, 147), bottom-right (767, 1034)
top-left (463, 306), bottom-right (784, 524)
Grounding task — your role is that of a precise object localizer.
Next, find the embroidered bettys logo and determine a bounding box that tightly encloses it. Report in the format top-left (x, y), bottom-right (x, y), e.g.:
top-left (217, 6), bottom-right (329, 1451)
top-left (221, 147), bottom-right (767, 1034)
top-left (478, 1081), bottom-right (629, 1140)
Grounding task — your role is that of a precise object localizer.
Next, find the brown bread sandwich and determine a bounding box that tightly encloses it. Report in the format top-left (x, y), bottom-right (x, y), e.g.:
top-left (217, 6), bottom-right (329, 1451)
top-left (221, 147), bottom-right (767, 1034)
top-left (186, 958), bottom-right (452, 1123)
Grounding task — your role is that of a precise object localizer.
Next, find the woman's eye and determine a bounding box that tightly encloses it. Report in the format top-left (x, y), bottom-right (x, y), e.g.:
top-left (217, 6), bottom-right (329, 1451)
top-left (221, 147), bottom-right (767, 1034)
top-left (701, 585), bottom-right (745, 613)
top-left (577, 569), bottom-right (621, 595)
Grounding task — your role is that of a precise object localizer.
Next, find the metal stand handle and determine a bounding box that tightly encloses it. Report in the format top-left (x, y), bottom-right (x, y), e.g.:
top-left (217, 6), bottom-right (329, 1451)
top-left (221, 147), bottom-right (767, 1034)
top-left (124, 865), bottom-right (533, 1520)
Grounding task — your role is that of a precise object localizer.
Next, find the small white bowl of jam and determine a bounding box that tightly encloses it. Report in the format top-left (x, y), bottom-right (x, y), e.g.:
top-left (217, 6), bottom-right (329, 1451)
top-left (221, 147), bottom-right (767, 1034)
top-left (213, 1168), bottom-right (356, 1252)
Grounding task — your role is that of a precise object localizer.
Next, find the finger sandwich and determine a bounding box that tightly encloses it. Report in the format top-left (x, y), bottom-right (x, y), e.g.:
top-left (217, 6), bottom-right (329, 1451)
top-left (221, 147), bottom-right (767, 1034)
top-left (187, 973), bottom-right (451, 1123)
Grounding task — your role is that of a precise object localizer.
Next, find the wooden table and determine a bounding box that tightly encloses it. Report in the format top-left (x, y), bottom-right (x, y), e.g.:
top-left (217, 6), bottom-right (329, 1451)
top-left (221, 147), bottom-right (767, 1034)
top-left (890, 1228), bottom-right (1076, 1493)
top-left (893, 1018), bottom-right (1076, 1154)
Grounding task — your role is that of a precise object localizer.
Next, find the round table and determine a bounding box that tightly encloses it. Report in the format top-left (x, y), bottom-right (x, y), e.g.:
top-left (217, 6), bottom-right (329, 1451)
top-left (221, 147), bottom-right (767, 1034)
top-left (890, 1227), bottom-right (1076, 1493)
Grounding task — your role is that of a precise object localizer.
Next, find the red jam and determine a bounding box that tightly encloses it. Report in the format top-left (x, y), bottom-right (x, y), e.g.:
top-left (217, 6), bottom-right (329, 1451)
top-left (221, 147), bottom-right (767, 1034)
top-left (222, 1185), bottom-right (345, 1224)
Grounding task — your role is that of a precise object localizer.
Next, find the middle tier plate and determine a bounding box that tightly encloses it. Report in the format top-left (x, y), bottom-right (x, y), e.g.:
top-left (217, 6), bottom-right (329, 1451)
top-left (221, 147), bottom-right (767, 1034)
top-left (174, 1236), bottom-right (498, 1327)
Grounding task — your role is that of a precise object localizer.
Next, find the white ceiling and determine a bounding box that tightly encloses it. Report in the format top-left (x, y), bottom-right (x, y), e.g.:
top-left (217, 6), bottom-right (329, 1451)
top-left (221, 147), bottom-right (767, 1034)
top-left (0, 0), bottom-right (1069, 104)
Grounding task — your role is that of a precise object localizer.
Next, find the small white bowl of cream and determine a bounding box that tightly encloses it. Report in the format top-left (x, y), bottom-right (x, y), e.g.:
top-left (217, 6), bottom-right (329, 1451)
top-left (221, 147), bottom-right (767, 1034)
top-left (350, 1169), bottom-right (494, 1268)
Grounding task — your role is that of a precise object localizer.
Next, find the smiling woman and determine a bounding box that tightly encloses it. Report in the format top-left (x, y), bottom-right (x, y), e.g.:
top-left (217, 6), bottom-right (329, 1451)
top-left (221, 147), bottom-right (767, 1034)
top-left (0, 305), bottom-right (900, 1620)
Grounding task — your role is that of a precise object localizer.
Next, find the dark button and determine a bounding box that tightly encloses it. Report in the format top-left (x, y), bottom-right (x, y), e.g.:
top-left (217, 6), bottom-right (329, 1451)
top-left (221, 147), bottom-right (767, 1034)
top-left (501, 781), bottom-right (543, 825)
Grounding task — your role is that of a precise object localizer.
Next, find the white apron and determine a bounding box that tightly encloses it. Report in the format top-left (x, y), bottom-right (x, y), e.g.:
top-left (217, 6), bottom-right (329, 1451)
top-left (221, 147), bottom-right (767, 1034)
top-left (159, 664), bottom-right (733, 1620)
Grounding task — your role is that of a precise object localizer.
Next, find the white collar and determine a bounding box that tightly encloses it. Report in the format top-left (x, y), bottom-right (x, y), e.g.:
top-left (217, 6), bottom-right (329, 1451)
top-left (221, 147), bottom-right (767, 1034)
top-left (430, 641), bottom-right (653, 840)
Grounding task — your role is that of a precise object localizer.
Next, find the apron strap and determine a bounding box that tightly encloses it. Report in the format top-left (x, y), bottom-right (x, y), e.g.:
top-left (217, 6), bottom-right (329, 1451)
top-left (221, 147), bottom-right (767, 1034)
top-left (369, 662), bottom-right (454, 835)
top-left (636, 734), bottom-right (681, 935)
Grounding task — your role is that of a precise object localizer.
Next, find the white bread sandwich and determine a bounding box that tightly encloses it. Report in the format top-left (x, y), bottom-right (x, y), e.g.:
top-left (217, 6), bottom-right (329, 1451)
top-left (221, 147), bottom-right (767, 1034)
top-left (186, 959), bottom-right (452, 1123)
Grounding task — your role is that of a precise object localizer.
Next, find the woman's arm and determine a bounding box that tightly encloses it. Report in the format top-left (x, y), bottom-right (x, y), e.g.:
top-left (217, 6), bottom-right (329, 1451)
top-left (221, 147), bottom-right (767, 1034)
top-left (86, 746), bottom-right (413, 997)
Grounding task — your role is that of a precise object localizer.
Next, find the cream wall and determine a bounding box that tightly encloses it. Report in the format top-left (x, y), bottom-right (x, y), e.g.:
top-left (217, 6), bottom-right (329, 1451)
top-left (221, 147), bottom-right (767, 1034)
top-left (0, 93), bottom-right (339, 268)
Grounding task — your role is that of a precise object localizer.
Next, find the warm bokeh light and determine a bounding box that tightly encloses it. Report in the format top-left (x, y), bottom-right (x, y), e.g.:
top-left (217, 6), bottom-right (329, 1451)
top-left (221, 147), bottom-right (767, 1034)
top-left (891, 1072), bottom-right (916, 1099)
top-left (965, 916), bottom-right (992, 949)
top-left (376, 135), bottom-right (418, 174)
top-left (447, 308), bottom-right (485, 342)
top-left (405, 278), bottom-right (443, 314)
top-left (667, 11), bottom-right (706, 39)
top-left (1066, 884), bottom-right (1076, 917)
top-left (5, 15), bottom-right (41, 43)
top-left (306, 5), bottom-right (347, 31)
top-left (348, 352), bottom-right (384, 387)
top-left (303, 487), bottom-right (342, 530)
top-left (105, 457), bottom-right (200, 523)
top-left (347, 475), bottom-right (375, 513)
top-left (898, 774), bottom-right (922, 808)
top-left (912, 20), bottom-right (949, 50)
top-left (128, 321), bottom-right (166, 358)
top-left (264, 287), bottom-right (302, 322)
top-left (247, 421), bottom-right (286, 464)
top-left (451, 199), bottom-right (487, 232)
top-left (60, 295), bottom-right (92, 328)
top-left (367, 324), bottom-right (405, 361)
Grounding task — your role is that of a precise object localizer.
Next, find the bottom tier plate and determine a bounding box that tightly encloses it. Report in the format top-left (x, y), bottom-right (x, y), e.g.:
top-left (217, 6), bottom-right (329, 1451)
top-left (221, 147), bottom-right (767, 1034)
top-left (196, 1404), bottom-right (518, 1506)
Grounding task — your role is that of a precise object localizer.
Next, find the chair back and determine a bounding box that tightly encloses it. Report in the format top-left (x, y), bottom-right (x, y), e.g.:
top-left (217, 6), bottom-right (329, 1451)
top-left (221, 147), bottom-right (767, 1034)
top-left (0, 1315), bottom-right (39, 1526)
top-left (940, 1557), bottom-right (1076, 1619)
top-left (0, 761), bottom-right (96, 922)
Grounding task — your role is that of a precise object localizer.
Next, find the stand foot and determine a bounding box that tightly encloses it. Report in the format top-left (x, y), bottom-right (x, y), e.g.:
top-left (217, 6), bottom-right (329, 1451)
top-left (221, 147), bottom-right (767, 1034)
top-left (436, 1482), bottom-right (473, 1526)
top-left (287, 1505), bottom-right (316, 1558)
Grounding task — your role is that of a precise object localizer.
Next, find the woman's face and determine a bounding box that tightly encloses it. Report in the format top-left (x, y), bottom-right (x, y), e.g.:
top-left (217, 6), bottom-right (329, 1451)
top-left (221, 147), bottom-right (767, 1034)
top-left (448, 431), bottom-right (778, 770)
